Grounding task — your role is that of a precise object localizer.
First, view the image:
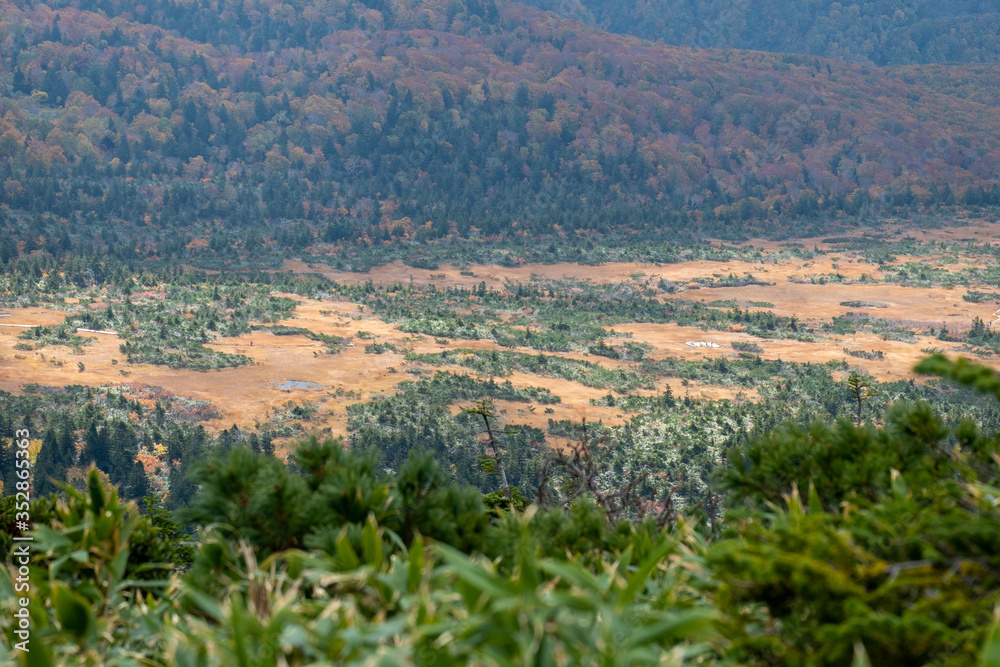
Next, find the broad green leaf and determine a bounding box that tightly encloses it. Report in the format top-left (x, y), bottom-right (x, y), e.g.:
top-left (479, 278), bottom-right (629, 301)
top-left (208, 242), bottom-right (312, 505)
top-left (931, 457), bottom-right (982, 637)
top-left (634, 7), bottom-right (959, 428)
top-left (538, 558), bottom-right (603, 593)
top-left (435, 544), bottom-right (512, 600)
top-left (408, 534), bottom-right (424, 593)
top-left (109, 546), bottom-right (131, 586)
top-left (336, 528), bottom-right (361, 570)
top-left (619, 540), bottom-right (673, 607)
top-left (0, 563), bottom-right (14, 600)
top-left (622, 609), bottom-right (715, 647)
top-left (981, 611), bottom-right (1000, 667)
top-left (49, 550), bottom-right (88, 581)
top-left (890, 468), bottom-right (910, 501)
top-left (616, 545), bottom-right (634, 581)
top-left (23, 636), bottom-right (55, 667)
top-left (87, 469), bottom-right (106, 516)
top-left (181, 588), bottom-right (225, 622)
top-left (170, 642), bottom-right (211, 667)
top-left (807, 482), bottom-right (823, 514)
top-left (230, 592), bottom-right (253, 667)
top-left (852, 641), bottom-right (873, 667)
top-left (362, 514), bottom-right (383, 569)
top-left (53, 586), bottom-right (93, 640)
top-left (30, 525), bottom-right (74, 552)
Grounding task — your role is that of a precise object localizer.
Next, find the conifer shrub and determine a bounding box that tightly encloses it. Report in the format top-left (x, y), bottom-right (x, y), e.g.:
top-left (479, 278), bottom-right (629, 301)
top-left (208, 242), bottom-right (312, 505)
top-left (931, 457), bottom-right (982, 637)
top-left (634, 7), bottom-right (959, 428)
top-left (181, 437), bottom-right (494, 558)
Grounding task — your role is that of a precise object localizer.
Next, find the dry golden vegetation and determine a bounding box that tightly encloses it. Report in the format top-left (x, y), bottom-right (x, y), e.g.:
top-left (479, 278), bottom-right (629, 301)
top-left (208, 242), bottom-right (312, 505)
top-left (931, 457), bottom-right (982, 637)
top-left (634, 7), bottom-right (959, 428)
top-left (6, 222), bottom-right (1000, 442)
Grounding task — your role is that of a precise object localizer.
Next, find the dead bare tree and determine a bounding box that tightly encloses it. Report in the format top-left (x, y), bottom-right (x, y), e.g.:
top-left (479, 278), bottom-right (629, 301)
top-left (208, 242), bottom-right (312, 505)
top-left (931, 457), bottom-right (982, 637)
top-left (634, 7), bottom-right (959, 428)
top-left (537, 420), bottom-right (679, 528)
top-left (655, 479), bottom-right (683, 529)
top-left (465, 398), bottom-right (511, 499)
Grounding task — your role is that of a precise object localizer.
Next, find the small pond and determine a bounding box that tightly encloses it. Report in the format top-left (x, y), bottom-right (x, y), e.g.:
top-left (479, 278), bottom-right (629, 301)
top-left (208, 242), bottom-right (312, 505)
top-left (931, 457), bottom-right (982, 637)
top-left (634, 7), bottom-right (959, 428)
top-left (273, 380), bottom-right (327, 390)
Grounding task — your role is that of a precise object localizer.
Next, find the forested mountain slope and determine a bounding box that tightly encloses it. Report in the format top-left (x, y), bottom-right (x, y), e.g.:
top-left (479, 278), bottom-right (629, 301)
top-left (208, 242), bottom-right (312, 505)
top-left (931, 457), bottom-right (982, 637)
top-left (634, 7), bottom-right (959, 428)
top-left (530, 0), bottom-right (1000, 65)
top-left (1, 0), bottom-right (1000, 266)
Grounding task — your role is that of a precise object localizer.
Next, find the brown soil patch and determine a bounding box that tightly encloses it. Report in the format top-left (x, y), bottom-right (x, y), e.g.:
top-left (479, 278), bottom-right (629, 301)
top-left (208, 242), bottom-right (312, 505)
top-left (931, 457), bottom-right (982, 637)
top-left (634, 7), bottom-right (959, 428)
top-left (0, 307), bottom-right (75, 327)
top-left (7, 234), bottom-right (1000, 436)
top-left (696, 282), bottom-right (988, 326)
top-left (725, 217), bottom-right (1000, 251)
top-left (622, 322), bottom-right (971, 381)
top-left (287, 250), bottom-right (987, 300)
top-left (0, 301), bottom-right (407, 434)
top-left (285, 257), bottom-right (882, 290)
top-left (882, 219), bottom-right (1000, 245)
top-left (0, 297), bottom-right (677, 436)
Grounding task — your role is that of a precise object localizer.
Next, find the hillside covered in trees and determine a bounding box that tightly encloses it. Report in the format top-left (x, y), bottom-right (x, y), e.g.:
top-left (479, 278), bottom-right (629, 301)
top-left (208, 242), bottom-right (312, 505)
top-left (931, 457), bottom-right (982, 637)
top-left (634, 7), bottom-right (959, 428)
top-left (531, 0), bottom-right (1000, 66)
top-left (1, 0), bottom-right (1000, 268)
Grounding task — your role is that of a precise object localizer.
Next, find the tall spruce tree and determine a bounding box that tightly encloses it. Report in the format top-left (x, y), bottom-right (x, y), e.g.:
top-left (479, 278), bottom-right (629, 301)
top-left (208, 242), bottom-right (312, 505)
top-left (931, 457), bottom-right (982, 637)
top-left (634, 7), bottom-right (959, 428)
top-left (108, 420), bottom-right (139, 487)
top-left (122, 460), bottom-right (149, 501)
top-left (34, 423), bottom-right (76, 497)
top-left (80, 422), bottom-right (111, 474)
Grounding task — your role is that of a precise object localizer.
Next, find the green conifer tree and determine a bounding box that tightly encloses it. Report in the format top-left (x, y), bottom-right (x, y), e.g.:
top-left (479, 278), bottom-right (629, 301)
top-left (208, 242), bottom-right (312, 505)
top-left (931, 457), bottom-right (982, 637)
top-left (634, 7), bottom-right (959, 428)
top-left (34, 425), bottom-right (75, 497)
top-left (80, 422), bottom-right (111, 474)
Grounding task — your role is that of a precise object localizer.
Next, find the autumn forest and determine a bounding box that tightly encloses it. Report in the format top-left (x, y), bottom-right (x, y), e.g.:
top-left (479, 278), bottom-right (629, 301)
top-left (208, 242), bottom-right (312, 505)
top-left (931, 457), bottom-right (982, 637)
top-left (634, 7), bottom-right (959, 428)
top-left (1, 0), bottom-right (1000, 269)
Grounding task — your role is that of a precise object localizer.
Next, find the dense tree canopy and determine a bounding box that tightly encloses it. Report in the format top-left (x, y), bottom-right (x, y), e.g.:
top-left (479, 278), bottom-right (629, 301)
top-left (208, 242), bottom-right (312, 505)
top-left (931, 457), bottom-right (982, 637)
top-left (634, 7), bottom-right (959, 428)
top-left (0, 0), bottom-right (999, 266)
top-left (534, 0), bottom-right (1000, 66)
